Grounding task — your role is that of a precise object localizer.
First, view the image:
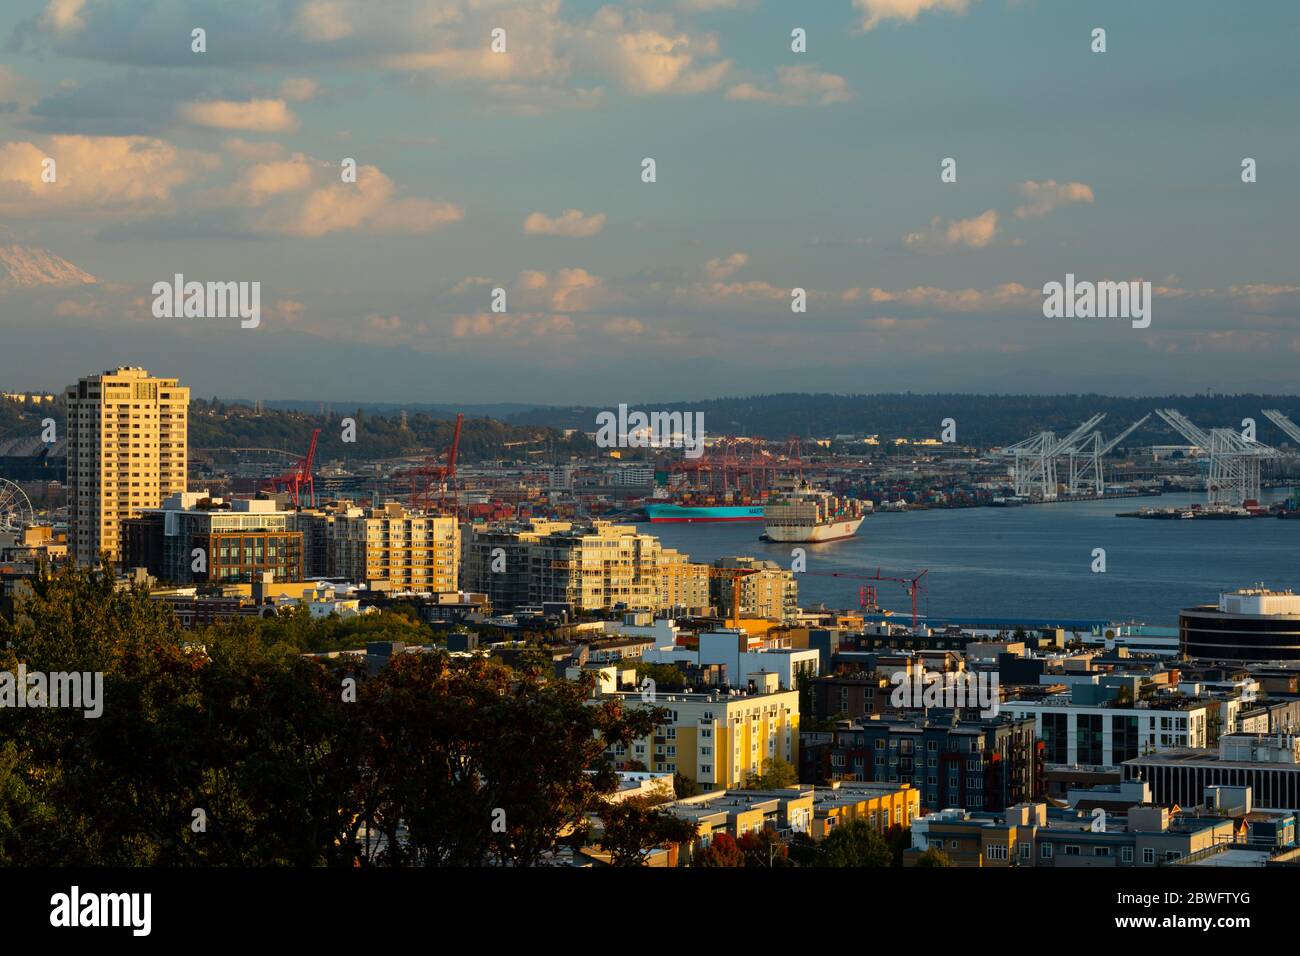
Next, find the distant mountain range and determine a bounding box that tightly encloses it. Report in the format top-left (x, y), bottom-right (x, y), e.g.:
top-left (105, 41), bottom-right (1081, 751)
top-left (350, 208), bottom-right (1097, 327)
top-left (0, 244), bottom-right (97, 288)
top-left (248, 400), bottom-right (544, 419)
top-left (488, 393), bottom-right (1300, 447)
top-left (211, 393), bottom-right (1300, 449)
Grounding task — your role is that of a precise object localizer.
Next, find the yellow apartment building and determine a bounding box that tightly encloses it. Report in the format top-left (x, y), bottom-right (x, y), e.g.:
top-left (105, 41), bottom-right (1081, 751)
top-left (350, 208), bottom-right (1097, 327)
top-left (334, 502), bottom-right (459, 592)
top-left (809, 781), bottom-right (921, 838)
top-left (603, 679), bottom-right (800, 789)
top-left (65, 367), bottom-right (189, 566)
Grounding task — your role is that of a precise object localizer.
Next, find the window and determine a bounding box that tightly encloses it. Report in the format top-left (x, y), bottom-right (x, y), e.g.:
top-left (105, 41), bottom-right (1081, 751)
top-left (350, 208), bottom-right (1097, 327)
top-left (1020, 843), bottom-right (1032, 860)
top-left (1063, 844), bottom-right (1081, 856)
top-left (1093, 846), bottom-right (1111, 857)
top-left (1040, 843), bottom-right (1053, 859)
top-left (986, 845), bottom-right (1008, 861)
top-left (1121, 847), bottom-right (1133, 863)
top-left (1142, 848), bottom-right (1155, 865)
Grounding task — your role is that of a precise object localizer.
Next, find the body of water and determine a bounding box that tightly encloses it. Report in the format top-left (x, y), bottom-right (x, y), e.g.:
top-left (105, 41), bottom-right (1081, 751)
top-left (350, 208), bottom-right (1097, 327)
top-left (637, 491), bottom-right (1299, 627)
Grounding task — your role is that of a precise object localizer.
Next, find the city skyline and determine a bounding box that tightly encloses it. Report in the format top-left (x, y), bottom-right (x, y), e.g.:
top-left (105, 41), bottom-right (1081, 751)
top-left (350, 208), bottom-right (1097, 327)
top-left (2, 0), bottom-right (1298, 402)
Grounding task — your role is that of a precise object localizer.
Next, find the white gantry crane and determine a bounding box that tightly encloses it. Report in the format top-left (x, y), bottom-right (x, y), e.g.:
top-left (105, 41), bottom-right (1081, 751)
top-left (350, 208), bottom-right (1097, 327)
top-left (1064, 414), bottom-right (1150, 496)
top-left (1154, 408), bottom-right (1279, 507)
top-left (1262, 409), bottom-right (1300, 449)
top-left (996, 414), bottom-right (1106, 500)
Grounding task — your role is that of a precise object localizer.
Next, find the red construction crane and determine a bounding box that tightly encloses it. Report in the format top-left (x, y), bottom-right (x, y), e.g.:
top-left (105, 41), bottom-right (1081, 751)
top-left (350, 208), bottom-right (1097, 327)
top-left (265, 427), bottom-right (321, 508)
top-left (405, 413), bottom-right (464, 515)
top-left (800, 567), bottom-right (929, 628)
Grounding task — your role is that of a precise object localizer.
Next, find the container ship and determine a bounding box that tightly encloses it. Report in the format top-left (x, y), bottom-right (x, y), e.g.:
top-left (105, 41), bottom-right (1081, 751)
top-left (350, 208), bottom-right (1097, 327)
top-left (762, 483), bottom-right (870, 543)
top-left (644, 503), bottom-right (766, 523)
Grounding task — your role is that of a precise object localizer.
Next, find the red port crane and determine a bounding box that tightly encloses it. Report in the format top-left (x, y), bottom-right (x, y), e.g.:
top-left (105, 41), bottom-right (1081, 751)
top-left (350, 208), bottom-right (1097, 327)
top-left (265, 427), bottom-right (321, 508)
top-left (405, 413), bottom-right (464, 515)
top-left (800, 568), bottom-right (929, 628)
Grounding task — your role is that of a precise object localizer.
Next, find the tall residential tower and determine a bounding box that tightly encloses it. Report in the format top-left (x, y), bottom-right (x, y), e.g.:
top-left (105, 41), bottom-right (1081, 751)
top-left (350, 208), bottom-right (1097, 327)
top-left (66, 367), bottom-right (189, 566)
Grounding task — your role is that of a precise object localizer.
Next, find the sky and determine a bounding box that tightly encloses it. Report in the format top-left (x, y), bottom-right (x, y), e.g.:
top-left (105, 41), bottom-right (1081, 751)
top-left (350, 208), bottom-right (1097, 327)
top-left (0, 0), bottom-right (1297, 405)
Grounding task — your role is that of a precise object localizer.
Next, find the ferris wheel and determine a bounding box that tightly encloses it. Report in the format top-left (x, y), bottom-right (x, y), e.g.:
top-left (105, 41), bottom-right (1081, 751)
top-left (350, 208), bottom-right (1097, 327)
top-left (0, 479), bottom-right (34, 533)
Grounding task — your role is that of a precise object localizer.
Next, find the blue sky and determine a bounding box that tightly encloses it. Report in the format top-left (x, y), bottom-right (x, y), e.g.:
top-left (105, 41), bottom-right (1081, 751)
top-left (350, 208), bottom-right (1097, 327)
top-left (1, 0), bottom-right (1297, 403)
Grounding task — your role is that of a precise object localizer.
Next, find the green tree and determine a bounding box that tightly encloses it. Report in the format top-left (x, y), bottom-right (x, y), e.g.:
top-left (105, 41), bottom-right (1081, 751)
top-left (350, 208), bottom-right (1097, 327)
top-left (673, 773), bottom-right (699, 799)
top-left (913, 847), bottom-right (952, 867)
top-left (817, 819), bottom-right (893, 867)
top-left (0, 563), bottom-right (666, 867)
top-left (342, 654), bottom-right (659, 866)
top-left (786, 831), bottom-right (820, 867)
top-left (744, 756), bottom-right (797, 790)
top-left (0, 563), bottom-right (352, 865)
top-left (632, 662), bottom-right (686, 693)
top-left (597, 797), bottom-right (698, 866)
top-left (885, 824), bottom-right (911, 866)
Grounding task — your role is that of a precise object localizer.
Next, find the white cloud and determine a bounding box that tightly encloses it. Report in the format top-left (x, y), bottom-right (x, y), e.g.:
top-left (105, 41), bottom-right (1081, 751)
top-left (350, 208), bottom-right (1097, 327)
top-left (250, 165), bottom-right (463, 237)
top-left (580, 8), bottom-right (731, 94)
top-left (181, 99), bottom-right (298, 133)
top-left (904, 209), bottom-right (999, 250)
top-left (845, 282), bottom-right (1038, 312)
top-left (0, 135), bottom-right (201, 218)
top-left (704, 252), bottom-right (748, 280)
top-left (295, 0), bottom-right (355, 41)
top-left (39, 0), bottom-right (87, 33)
top-left (521, 267), bottom-right (605, 311)
top-left (727, 66), bottom-right (853, 106)
top-left (603, 317), bottom-right (646, 335)
top-left (676, 0), bottom-right (756, 10)
top-left (853, 0), bottom-right (972, 31)
top-left (1015, 180), bottom-right (1095, 219)
top-left (523, 208), bottom-right (607, 237)
top-left (452, 311), bottom-right (577, 341)
top-left (280, 77), bottom-right (320, 102)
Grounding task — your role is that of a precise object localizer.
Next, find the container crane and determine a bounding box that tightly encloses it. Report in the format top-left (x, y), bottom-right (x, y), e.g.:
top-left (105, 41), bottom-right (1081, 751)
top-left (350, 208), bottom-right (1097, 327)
top-left (1064, 414), bottom-right (1150, 496)
top-left (798, 568), bottom-right (929, 628)
top-left (404, 413), bottom-right (465, 515)
top-left (1262, 409), bottom-right (1300, 447)
top-left (1155, 408), bottom-right (1279, 507)
top-left (264, 427), bottom-right (321, 508)
top-left (994, 414), bottom-right (1105, 500)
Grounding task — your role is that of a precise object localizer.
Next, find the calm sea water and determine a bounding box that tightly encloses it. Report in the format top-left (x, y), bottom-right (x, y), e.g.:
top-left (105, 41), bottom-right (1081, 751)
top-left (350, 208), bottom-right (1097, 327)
top-left (637, 491), bottom-right (1299, 627)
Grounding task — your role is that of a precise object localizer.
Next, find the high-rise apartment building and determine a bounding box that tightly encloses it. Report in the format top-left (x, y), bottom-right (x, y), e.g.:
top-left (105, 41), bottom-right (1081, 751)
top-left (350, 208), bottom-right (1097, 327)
top-left (333, 502), bottom-right (459, 592)
top-left (711, 556), bottom-right (798, 623)
top-left (66, 367), bottom-right (189, 566)
top-left (462, 519), bottom-right (714, 615)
